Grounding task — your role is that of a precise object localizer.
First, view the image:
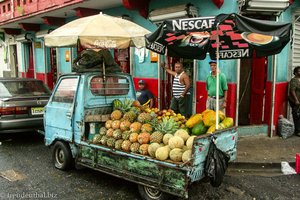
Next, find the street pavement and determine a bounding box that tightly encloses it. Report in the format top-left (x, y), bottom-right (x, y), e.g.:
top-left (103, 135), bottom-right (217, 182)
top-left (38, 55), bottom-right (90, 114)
top-left (0, 132), bottom-right (299, 200)
top-left (228, 135), bottom-right (300, 176)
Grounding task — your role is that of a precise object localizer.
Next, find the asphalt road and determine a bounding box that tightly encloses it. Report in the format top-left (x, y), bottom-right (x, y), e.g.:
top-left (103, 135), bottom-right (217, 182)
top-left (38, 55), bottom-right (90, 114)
top-left (0, 132), bottom-right (299, 200)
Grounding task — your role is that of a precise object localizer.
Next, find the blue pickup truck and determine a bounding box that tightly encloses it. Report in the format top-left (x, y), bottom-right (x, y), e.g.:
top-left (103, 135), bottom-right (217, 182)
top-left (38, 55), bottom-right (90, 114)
top-left (44, 71), bottom-right (238, 200)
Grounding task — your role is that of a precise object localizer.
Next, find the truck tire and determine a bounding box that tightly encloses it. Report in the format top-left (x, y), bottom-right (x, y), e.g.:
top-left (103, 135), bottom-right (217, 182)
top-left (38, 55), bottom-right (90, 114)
top-left (52, 141), bottom-right (74, 170)
top-left (138, 185), bottom-right (171, 200)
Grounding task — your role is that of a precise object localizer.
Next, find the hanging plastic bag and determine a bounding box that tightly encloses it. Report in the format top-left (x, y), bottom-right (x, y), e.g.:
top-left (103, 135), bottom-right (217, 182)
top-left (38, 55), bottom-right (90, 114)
top-left (205, 137), bottom-right (230, 187)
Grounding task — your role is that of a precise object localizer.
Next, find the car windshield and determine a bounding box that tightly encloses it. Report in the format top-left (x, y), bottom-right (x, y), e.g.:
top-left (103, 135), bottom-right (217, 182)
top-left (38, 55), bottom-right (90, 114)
top-left (0, 80), bottom-right (51, 98)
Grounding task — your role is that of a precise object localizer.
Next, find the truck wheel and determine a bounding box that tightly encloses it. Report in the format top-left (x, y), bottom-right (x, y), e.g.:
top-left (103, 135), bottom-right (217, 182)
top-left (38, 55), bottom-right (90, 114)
top-left (138, 185), bottom-right (171, 200)
top-left (52, 141), bottom-right (73, 170)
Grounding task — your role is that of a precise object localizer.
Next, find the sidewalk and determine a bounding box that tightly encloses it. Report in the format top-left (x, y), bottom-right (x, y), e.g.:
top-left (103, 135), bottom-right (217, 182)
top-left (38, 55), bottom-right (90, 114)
top-left (234, 135), bottom-right (300, 164)
top-left (229, 135), bottom-right (300, 175)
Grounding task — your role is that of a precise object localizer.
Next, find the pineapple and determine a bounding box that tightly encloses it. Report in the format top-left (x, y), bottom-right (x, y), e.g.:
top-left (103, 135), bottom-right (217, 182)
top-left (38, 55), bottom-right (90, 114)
top-left (130, 122), bottom-right (142, 133)
top-left (92, 134), bottom-right (102, 144)
top-left (106, 128), bottom-right (114, 137)
top-left (150, 131), bottom-right (164, 143)
top-left (107, 138), bottom-right (116, 147)
top-left (123, 111), bottom-right (137, 123)
top-left (100, 135), bottom-right (109, 145)
top-left (155, 118), bottom-right (179, 135)
top-left (119, 98), bottom-right (134, 113)
top-left (120, 120), bottom-right (131, 131)
top-left (137, 113), bottom-right (152, 123)
top-left (99, 127), bottom-right (107, 135)
top-left (115, 139), bottom-right (124, 150)
top-left (111, 110), bottom-right (122, 120)
top-left (129, 132), bottom-right (139, 143)
top-left (122, 131), bottom-right (131, 140)
top-left (141, 123), bottom-right (153, 133)
top-left (131, 100), bottom-right (141, 107)
top-left (121, 140), bottom-right (132, 152)
top-left (113, 129), bottom-right (122, 139)
top-left (130, 142), bottom-right (140, 153)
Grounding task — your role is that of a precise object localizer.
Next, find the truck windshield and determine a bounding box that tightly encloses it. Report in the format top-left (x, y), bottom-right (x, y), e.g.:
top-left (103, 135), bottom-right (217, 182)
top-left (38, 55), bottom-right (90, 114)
top-left (90, 76), bottom-right (130, 96)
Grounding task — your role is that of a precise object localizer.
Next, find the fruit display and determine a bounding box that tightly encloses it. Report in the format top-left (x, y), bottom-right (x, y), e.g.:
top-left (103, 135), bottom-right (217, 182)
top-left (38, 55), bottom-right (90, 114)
top-left (90, 99), bottom-right (234, 164)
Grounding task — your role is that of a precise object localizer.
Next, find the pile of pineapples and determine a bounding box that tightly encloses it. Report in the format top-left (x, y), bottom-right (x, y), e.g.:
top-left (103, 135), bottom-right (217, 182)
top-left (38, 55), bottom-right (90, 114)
top-left (92, 99), bottom-right (194, 163)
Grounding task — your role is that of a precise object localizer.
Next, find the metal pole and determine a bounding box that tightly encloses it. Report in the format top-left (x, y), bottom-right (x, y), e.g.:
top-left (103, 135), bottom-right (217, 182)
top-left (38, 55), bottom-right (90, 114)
top-left (157, 54), bottom-right (161, 110)
top-left (193, 59), bottom-right (197, 114)
top-left (216, 23), bottom-right (220, 129)
top-left (130, 47), bottom-right (134, 76)
top-left (270, 16), bottom-right (279, 138)
top-left (235, 59), bottom-right (241, 126)
top-left (43, 41), bottom-right (48, 86)
top-left (270, 54), bottom-right (277, 138)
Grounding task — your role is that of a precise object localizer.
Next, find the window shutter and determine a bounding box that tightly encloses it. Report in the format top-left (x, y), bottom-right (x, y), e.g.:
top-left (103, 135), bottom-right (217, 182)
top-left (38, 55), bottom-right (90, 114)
top-left (292, 16), bottom-right (300, 67)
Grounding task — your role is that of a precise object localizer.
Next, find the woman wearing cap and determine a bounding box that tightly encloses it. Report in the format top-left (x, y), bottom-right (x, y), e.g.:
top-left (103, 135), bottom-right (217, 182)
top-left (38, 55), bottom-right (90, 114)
top-left (136, 80), bottom-right (154, 108)
top-left (206, 60), bottom-right (228, 113)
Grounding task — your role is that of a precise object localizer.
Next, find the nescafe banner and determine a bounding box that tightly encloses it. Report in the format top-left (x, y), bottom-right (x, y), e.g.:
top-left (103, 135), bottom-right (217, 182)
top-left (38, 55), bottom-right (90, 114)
top-left (145, 13), bottom-right (292, 60)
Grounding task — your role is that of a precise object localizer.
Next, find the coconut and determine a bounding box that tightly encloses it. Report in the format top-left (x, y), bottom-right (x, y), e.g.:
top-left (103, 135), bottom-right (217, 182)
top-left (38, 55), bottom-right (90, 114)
top-left (169, 148), bottom-right (183, 162)
top-left (168, 136), bottom-right (184, 149)
top-left (174, 129), bottom-right (190, 142)
top-left (186, 136), bottom-right (196, 150)
top-left (182, 150), bottom-right (192, 163)
top-left (148, 143), bottom-right (161, 157)
top-left (155, 146), bottom-right (169, 161)
top-left (163, 133), bottom-right (173, 145)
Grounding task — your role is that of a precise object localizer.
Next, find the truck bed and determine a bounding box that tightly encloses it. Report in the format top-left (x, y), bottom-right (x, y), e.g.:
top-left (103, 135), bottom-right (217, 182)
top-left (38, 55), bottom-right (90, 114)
top-left (77, 127), bottom-right (238, 198)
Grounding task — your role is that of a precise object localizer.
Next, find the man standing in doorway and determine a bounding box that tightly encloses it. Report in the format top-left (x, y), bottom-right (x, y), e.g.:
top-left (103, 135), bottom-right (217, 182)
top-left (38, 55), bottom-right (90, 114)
top-left (136, 80), bottom-right (154, 108)
top-left (206, 60), bottom-right (228, 113)
top-left (162, 62), bottom-right (190, 118)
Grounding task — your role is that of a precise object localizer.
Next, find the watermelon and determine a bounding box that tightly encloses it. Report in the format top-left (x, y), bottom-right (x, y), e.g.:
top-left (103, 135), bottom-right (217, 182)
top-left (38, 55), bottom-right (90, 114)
top-left (192, 121), bottom-right (208, 135)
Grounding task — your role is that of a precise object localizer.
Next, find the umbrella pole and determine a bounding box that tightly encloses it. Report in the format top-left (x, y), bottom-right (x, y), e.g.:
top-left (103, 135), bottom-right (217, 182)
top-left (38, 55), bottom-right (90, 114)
top-left (216, 23), bottom-right (220, 130)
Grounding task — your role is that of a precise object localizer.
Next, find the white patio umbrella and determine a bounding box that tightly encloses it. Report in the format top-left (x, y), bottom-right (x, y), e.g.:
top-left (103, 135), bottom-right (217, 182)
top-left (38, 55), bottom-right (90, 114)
top-left (44, 12), bottom-right (151, 49)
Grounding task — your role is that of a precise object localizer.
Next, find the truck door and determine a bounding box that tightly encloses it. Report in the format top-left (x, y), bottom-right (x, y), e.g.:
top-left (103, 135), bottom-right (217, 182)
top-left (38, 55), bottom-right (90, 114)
top-left (44, 76), bottom-right (79, 142)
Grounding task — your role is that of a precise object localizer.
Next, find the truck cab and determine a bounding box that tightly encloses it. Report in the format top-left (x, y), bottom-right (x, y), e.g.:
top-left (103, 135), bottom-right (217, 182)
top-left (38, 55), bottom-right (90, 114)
top-left (44, 72), bottom-right (135, 147)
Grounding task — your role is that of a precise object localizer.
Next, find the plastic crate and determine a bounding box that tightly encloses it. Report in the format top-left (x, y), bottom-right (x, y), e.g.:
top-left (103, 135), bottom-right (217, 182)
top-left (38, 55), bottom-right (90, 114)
top-left (296, 153), bottom-right (300, 174)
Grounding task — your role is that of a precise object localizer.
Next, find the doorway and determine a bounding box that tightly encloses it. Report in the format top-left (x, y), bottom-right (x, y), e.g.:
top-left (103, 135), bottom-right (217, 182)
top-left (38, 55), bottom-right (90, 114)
top-left (49, 48), bottom-right (58, 89)
top-left (24, 42), bottom-right (34, 78)
top-left (9, 44), bottom-right (18, 77)
top-left (238, 57), bottom-right (268, 125)
top-left (162, 57), bottom-right (194, 117)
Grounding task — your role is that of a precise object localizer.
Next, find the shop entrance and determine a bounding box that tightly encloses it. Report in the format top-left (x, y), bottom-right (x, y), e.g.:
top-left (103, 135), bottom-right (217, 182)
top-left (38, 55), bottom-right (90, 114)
top-left (9, 44), bottom-right (18, 77)
top-left (238, 57), bottom-right (267, 125)
top-left (49, 48), bottom-right (58, 89)
top-left (162, 57), bottom-right (194, 117)
top-left (24, 42), bottom-right (34, 78)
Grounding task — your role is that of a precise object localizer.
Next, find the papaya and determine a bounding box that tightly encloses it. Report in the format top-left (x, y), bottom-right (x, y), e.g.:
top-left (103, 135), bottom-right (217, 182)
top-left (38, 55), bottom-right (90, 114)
top-left (218, 111), bottom-right (226, 122)
top-left (221, 117), bottom-right (234, 128)
top-left (192, 121), bottom-right (208, 135)
top-left (202, 110), bottom-right (216, 127)
top-left (206, 124), bottom-right (216, 134)
top-left (185, 114), bottom-right (202, 128)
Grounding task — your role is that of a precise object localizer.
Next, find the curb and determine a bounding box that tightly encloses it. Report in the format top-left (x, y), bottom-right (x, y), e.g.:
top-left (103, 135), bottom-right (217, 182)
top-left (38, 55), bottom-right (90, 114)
top-left (227, 162), bottom-right (297, 176)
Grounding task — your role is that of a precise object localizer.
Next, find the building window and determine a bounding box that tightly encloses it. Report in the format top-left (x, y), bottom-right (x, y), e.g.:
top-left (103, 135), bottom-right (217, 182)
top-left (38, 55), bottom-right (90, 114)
top-left (23, 0), bottom-right (26, 5)
top-left (3, 5), bottom-right (6, 13)
top-left (17, 0), bottom-right (21, 6)
top-left (292, 15), bottom-right (300, 67)
top-left (7, 3), bottom-right (10, 11)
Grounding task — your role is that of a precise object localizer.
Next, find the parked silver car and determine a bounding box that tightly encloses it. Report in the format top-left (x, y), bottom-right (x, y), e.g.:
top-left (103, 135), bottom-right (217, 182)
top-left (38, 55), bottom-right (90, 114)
top-left (0, 78), bottom-right (51, 133)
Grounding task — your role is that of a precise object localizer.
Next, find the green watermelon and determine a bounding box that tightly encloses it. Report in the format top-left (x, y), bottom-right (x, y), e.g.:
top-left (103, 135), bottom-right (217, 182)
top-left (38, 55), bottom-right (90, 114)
top-left (192, 121), bottom-right (208, 135)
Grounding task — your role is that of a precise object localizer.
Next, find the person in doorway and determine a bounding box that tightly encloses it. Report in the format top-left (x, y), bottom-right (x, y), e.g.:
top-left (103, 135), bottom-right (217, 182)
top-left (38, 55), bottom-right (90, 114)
top-left (162, 61), bottom-right (191, 118)
top-left (206, 60), bottom-right (228, 113)
top-left (136, 80), bottom-right (154, 108)
top-left (288, 66), bottom-right (300, 136)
